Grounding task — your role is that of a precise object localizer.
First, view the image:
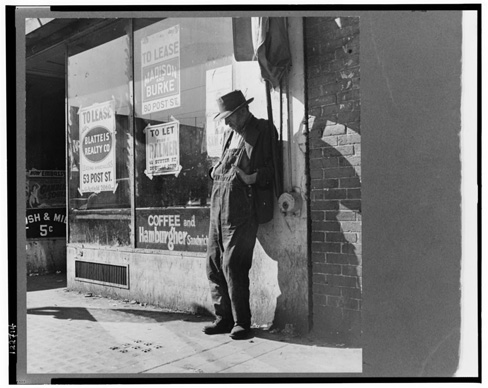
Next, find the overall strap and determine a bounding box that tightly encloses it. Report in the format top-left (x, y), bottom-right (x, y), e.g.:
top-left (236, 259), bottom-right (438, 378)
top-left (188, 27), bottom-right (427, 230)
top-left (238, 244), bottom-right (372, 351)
top-left (234, 135), bottom-right (246, 167)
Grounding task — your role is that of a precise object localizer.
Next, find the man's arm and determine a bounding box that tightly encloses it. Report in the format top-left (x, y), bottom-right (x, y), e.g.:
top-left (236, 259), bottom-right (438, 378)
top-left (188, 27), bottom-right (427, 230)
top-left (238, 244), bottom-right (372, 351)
top-left (254, 121), bottom-right (277, 188)
top-left (233, 121), bottom-right (277, 187)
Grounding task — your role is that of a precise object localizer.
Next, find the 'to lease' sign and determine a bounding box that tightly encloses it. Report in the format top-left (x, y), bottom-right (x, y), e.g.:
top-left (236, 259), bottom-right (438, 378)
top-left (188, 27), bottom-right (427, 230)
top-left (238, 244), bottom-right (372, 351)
top-left (82, 126), bottom-right (112, 163)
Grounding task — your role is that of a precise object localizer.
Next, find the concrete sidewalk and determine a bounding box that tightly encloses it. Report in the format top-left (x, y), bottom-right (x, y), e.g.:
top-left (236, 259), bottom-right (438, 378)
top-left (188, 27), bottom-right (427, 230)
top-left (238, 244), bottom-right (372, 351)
top-left (25, 273), bottom-right (362, 380)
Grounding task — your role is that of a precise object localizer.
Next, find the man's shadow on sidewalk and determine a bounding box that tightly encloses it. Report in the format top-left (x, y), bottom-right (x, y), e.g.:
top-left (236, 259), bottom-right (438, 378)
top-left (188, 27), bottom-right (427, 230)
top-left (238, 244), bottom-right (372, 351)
top-left (27, 306), bottom-right (212, 324)
top-left (27, 307), bottom-right (97, 321)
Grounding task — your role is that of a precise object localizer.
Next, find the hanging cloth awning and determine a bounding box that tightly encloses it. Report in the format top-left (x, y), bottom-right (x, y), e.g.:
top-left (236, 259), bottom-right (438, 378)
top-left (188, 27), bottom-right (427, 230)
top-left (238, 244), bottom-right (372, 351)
top-left (251, 17), bottom-right (291, 89)
top-left (232, 17), bottom-right (291, 89)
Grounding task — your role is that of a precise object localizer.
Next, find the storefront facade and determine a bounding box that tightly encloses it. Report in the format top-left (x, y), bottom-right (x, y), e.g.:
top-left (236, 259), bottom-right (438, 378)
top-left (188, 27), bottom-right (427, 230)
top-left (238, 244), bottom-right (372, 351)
top-left (26, 15), bottom-right (362, 342)
top-left (23, 9), bottom-right (472, 376)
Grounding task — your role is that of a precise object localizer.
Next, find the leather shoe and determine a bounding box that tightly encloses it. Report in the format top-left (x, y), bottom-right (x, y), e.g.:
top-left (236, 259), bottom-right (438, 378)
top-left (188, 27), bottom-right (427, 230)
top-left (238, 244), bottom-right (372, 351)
top-left (229, 325), bottom-right (251, 340)
top-left (203, 320), bottom-right (234, 335)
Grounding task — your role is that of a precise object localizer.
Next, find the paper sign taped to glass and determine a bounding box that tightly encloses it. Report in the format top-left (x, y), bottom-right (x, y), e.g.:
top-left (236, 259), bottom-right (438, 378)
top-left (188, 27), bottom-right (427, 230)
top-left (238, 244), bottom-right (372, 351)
top-left (141, 24), bottom-right (181, 115)
top-left (78, 99), bottom-right (117, 194)
top-left (144, 118), bottom-right (182, 179)
top-left (205, 65), bottom-right (232, 158)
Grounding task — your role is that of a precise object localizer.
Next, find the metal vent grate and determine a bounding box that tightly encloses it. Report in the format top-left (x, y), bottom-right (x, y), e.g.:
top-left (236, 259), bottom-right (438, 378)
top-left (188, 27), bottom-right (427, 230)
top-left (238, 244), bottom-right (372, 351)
top-left (75, 260), bottom-right (129, 289)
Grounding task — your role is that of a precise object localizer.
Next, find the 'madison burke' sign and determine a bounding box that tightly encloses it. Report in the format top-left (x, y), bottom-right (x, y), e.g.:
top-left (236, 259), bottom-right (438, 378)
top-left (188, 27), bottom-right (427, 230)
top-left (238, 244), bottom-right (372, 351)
top-left (141, 24), bottom-right (181, 114)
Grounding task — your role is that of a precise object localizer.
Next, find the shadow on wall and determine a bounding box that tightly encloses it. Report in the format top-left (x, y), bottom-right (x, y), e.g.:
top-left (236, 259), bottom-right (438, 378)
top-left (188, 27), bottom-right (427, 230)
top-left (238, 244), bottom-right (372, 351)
top-left (26, 240), bottom-right (67, 275)
top-left (256, 203), bottom-right (308, 335)
top-left (238, 136), bottom-right (309, 336)
top-left (307, 117), bottom-right (362, 346)
top-left (253, 118), bottom-right (362, 346)
top-left (27, 272), bottom-right (67, 292)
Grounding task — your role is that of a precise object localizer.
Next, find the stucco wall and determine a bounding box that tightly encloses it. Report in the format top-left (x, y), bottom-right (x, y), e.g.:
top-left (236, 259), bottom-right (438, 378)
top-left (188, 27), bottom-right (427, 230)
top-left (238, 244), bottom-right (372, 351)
top-left (67, 247), bottom-right (211, 312)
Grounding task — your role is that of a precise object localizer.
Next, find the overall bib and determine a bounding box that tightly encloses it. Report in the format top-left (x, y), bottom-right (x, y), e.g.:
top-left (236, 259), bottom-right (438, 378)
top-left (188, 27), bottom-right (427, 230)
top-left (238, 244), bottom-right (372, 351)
top-left (206, 133), bottom-right (258, 328)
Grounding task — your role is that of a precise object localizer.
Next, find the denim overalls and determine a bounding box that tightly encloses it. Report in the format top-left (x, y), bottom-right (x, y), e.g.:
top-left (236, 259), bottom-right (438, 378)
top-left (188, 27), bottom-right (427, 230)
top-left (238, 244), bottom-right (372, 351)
top-left (206, 132), bottom-right (258, 328)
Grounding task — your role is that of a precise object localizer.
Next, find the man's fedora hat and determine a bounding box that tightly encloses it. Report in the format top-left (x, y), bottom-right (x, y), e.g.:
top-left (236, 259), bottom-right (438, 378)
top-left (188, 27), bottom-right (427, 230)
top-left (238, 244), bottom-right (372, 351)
top-left (214, 90), bottom-right (254, 121)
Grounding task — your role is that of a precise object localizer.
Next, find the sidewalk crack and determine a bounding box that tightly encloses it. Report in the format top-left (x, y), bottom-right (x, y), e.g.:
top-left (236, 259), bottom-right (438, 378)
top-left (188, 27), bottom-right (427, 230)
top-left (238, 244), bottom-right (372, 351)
top-left (217, 343), bottom-right (289, 373)
top-left (139, 341), bottom-right (234, 373)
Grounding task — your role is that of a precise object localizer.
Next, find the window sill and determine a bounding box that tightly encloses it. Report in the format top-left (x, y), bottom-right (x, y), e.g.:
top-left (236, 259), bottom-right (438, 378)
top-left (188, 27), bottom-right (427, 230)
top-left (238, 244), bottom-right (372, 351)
top-left (71, 208), bottom-right (131, 220)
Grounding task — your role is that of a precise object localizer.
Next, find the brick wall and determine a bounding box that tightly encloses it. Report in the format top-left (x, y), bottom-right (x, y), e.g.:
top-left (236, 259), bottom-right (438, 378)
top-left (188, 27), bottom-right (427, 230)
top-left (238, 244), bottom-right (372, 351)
top-left (305, 17), bottom-right (361, 345)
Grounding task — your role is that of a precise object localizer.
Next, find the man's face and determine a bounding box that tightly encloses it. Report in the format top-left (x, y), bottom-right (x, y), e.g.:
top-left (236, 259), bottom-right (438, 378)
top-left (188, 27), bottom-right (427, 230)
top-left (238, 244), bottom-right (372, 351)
top-left (225, 108), bottom-right (246, 132)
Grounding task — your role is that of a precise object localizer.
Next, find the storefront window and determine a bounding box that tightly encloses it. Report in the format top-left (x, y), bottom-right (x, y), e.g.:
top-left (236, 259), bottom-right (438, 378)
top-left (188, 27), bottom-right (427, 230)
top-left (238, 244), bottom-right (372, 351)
top-left (133, 18), bottom-right (233, 208)
top-left (133, 18), bottom-right (233, 251)
top-left (67, 21), bottom-right (132, 211)
top-left (67, 21), bottom-right (132, 245)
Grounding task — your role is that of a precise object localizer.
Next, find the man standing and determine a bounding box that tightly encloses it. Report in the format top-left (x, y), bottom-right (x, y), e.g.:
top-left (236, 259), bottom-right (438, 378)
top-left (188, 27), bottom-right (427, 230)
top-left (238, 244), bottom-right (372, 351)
top-left (204, 90), bottom-right (279, 340)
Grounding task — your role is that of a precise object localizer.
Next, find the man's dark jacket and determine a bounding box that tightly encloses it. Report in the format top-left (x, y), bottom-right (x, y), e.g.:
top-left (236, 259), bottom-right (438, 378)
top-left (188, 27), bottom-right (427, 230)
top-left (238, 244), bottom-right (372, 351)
top-left (210, 115), bottom-right (281, 224)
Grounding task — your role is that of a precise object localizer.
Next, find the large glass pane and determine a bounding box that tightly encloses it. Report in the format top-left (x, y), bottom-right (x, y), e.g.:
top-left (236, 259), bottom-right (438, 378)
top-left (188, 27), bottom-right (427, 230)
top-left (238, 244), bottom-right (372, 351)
top-left (133, 18), bottom-right (233, 210)
top-left (67, 21), bottom-right (132, 245)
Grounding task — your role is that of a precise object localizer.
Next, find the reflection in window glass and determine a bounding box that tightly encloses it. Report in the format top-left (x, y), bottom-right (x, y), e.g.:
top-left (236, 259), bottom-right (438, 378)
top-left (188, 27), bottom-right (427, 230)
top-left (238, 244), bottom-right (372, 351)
top-left (133, 18), bottom-right (233, 208)
top-left (67, 23), bottom-right (131, 212)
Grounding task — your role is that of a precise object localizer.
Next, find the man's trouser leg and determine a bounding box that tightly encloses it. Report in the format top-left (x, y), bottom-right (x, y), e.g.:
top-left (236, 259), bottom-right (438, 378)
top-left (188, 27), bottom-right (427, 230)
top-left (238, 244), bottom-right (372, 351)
top-left (221, 216), bottom-right (258, 328)
top-left (206, 184), bottom-right (234, 324)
